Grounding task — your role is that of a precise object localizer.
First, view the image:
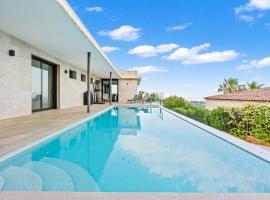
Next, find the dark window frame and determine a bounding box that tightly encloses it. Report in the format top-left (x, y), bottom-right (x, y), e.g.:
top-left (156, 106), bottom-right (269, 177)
top-left (69, 69), bottom-right (77, 80)
top-left (81, 74), bottom-right (86, 82)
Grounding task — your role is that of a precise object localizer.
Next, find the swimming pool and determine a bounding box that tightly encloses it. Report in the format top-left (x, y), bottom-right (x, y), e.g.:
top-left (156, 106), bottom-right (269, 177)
top-left (0, 106), bottom-right (270, 192)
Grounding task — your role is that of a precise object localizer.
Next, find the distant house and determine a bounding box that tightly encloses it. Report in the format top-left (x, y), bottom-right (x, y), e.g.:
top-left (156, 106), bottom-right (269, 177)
top-left (205, 87), bottom-right (270, 110)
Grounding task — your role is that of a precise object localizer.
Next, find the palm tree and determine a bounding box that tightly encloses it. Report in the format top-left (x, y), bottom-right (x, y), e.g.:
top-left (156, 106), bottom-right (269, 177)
top-left (247, 81), bottom-right (264, 90)
top-left (218, 78), bottom-right (242, 94)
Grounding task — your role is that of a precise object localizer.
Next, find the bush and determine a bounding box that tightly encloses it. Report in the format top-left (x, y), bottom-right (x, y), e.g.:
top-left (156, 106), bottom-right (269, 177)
top-left (163, 96), bottom-right (270, 144)
top-left (163, 96), bottom-right (191, 109)
top-left (225, 105), bottom-right (270, 142)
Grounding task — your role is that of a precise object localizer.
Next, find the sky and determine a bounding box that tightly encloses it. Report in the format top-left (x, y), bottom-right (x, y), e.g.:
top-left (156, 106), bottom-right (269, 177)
top-left (67, 0), bottom-right (270, 100)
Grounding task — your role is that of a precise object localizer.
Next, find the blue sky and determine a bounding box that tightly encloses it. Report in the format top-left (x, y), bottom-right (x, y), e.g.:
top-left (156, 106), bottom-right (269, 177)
top-left (68, 0), bottom-right (270, 100)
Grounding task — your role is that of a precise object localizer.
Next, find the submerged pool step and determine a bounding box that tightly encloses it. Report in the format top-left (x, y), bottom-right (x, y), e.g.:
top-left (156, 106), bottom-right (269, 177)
top-left (0, 166), bottom-right (42, 191)
top-left (41, 157), bottom-right (100, 192)
top-left (24, 161), bottom-right (74, 191)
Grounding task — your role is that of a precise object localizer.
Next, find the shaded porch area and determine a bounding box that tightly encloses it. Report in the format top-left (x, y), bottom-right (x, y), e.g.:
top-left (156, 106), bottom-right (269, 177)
top-left (0, 104), bottom-right (112, 157)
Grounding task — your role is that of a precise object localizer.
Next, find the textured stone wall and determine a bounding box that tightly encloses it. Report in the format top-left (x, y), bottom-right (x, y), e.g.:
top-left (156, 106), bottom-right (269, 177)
top-left (118, 79), bottom-right (138, 103)
top-left (0, 30), bottom-right (98, 119)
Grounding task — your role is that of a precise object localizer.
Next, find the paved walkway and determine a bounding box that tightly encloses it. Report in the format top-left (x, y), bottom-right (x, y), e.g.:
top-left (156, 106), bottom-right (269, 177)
top-left (0, 104), bottom-right (111, 157)
top-left (0, 192), bottom-right (269, 200)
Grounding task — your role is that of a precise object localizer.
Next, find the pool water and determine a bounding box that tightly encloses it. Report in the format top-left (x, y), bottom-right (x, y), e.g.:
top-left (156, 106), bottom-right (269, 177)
top-left (0, 107), bottom-right (270, 192)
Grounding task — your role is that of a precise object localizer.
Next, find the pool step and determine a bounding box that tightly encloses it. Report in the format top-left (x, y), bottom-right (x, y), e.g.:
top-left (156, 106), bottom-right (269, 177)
top-left (41, 157), bottom-right (100, 192)
top-left (24, 161), bottom-right (74, 191)
top-left (0, 166), bottom-right (42, 191)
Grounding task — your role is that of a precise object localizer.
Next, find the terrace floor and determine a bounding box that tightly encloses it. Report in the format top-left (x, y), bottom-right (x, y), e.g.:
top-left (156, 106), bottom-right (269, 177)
top-left (0, 104), bottom-right (112, 157)
top-left (1, 192), bottom-right (270, 200)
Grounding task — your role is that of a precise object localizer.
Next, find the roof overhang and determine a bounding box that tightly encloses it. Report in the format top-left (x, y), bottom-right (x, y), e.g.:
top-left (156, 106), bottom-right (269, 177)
top-left (0, 0), bottom-right (121, 79)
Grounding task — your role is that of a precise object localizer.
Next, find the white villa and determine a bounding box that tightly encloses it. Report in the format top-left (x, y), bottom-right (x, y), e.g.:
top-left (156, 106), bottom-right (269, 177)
top-left (0, 0), bottom-right (141, 120)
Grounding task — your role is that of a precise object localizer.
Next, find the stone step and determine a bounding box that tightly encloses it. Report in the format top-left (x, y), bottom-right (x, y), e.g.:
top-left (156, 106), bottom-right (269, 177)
top-left (24, 161), bottom-right (74, 191)
top-left (42, 157), bottom-right (99, 192)
top-left (0, 166), bottom-right (42, 191)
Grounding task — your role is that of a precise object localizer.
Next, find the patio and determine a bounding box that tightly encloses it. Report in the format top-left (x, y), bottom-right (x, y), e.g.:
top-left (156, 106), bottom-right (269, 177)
top-left (0, 104), bottom-right (111, 157)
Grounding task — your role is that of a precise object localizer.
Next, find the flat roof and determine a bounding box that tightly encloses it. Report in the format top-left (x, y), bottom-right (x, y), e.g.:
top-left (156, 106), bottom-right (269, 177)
top-left (0, 0), bottom-right (121, 79)
top-left (205, 87), bottom-right (270, 102)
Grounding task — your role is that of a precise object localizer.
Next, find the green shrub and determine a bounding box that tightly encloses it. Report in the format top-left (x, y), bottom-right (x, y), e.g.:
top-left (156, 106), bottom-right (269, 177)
top-left (164, 96), bottom-right (270, 144)
top-left (163, 96), bottom-right (191, 109)
top-left (225, 105), bottom-right (270, 142)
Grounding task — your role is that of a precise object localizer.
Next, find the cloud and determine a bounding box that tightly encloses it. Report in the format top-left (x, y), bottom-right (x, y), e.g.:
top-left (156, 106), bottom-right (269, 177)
top-left (235, 0), bottom-right (270, 23)
top-left (128, 44), bottom-right (179, 57)
top-left (166, 43), bottom-right (239, 64)
top-left (236, 56), bottom-right (270, 70)
top-left (184, 83), bottom-right (191, 87)
top-left (235, 0), bottom-right (270, 14)
top-left (102, 46), bottom-right (119, 53)
top-left (239, 15), bottom-right (255, 23)
top-left (129, 65), bottom-right (168, 74)
top-left (266, 22), bottom-right (270, 29)
top-left (98, 25), bottom-right (141, 41)
top-left (86, 6), bottom-right (103, 12)
top-left (166, 23), bottom-right (192, 31)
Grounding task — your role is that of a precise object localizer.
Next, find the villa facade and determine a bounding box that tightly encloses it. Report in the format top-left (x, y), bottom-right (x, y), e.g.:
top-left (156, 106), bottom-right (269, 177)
top-left (0, 0), bottom-right (140, 120)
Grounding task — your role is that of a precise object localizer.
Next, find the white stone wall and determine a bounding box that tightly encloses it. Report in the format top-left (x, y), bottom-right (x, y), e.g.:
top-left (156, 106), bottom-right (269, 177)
top-left (118, 79), bottom-right (138, 103)
top-left (206, 99), bottom-right (270, 110)
top-left (0, 30), bottom-right (98, 119)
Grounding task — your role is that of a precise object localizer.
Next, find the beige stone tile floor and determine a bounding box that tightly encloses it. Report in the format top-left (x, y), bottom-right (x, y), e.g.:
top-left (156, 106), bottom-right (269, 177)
top-left (0, 104), bottom-right (111, 157)
top-left (0, 192), bottom-right (270, 200)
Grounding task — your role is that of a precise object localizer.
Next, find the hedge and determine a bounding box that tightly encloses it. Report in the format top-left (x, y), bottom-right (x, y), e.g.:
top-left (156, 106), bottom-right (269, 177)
top-left (163, 96), bottom-right (270, 143)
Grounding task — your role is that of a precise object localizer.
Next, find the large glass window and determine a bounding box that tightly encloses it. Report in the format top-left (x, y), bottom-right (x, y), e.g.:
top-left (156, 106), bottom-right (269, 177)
top-left (102, 79), bottom-right (118, 102)
top-left (31, 57), bottom-right (56, 112)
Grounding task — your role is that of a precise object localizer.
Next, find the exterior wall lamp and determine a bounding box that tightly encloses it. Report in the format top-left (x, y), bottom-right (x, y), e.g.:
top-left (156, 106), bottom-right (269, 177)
top-left (9, 50), bottom-right (15, 56)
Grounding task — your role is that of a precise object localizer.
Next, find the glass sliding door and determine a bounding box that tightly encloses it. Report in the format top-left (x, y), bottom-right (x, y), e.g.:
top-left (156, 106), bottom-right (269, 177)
top-left (102, 79), bottom-right (118, 102)
top-left (31, 57), bottom-right (56, 112)
top-left (32, 59), bottom-right (42, 111)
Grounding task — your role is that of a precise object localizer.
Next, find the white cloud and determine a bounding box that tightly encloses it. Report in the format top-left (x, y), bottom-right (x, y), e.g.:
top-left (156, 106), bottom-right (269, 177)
top-left (166, 23), bottom-right (192, 31)
top-left (128, 43), bottom-right (179, 57)
top-left (166, 43), bottom-right (239, 64)
top-left (101, 46), bottom-right (119, 53)
top-left (239, 15), bottom-right (255, 23)
top-left (129, 65), bottom-right (168, 74)
top-left (235, 0), bottom-right (270, 23)
top-left (184, 83), bottom-right (191, 87)
top-left (235, 0), bottom-right (270, 14)
top-left (237, 56), bottom-right (270, 70)
top-left (98, 25), bottom-right (141, 41)
top-left (266, 22), bottom-right (270, 29)
top-left (86, 6), bottom-right (103, 12)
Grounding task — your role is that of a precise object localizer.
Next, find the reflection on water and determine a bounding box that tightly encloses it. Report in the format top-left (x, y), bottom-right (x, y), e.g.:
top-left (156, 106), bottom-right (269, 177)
top-left (1, 107), bottom-right (270, 192)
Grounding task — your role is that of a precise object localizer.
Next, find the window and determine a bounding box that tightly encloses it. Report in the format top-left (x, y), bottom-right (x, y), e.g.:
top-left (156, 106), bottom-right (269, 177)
top-left (81, 74), bottom-right (86, 82)
top-left (69, 70), bottom-right (77, 80)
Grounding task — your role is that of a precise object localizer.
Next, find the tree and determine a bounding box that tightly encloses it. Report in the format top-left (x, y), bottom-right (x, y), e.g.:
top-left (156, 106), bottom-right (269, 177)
top-left (218, 78), bottom-right (243, 94)
top-left (247, 81), bottom-right (264, 90)
top-left (163, 96), bottom-right (191, 108)
top-left (138, 91), bottom-right (145, 100)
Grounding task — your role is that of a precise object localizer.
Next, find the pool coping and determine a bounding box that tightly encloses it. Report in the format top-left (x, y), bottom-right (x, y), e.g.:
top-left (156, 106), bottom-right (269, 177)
top-left (162, 106), bottom-right (270, 163)
top-left (0, 192), bottom-right (270, 200)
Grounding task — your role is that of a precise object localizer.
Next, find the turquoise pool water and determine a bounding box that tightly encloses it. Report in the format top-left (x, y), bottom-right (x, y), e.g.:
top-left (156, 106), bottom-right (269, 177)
top-left (0, 107), bottom-right (270, 192)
